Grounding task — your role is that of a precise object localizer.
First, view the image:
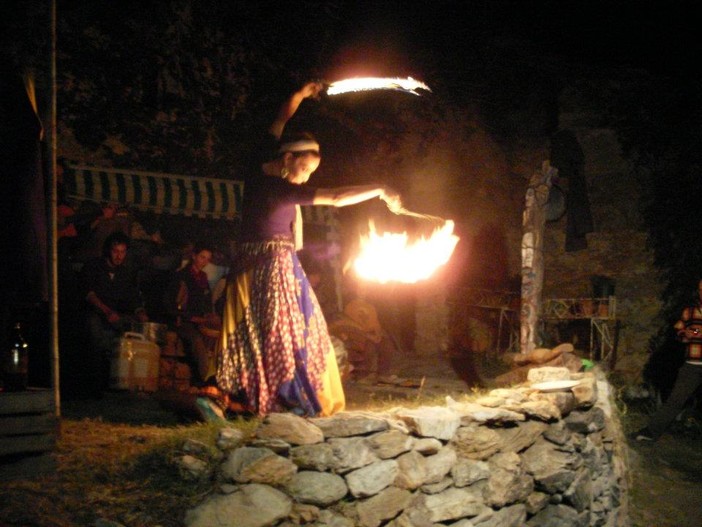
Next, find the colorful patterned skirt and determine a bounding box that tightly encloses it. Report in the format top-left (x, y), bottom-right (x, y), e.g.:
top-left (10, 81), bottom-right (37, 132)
top-left (217, 238), bottom-right (345, 416)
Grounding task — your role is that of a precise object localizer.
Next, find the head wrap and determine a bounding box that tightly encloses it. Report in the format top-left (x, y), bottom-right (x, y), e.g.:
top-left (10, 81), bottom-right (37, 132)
top-left (278, 139), bottom-right (320, 154)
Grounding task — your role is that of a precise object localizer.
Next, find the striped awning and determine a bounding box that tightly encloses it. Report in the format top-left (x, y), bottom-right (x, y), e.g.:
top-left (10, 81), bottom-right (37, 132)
top-left (64, 163), bottom-right (343, 310)
top-left (65, 164), bottom-right (244, 220)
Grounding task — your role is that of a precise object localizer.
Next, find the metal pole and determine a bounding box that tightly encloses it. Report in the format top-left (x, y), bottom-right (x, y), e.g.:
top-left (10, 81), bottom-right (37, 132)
top-left (49, 0), bottom-right (61, 417)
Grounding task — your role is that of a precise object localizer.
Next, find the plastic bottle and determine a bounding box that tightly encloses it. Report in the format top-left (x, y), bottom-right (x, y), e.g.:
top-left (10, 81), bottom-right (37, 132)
top-left (2, 322), bottom-right (29, 391)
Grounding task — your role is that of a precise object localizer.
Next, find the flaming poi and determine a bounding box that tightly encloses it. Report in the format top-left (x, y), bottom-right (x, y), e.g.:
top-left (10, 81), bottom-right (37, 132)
top-left (353, 220), bottom-right (459, 283)
top-left (327, 77), bottom-right (431, 96)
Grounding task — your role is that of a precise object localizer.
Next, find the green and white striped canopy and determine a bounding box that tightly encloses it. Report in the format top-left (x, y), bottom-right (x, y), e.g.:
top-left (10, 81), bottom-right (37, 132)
top-left (64, 164), bottom-right (244, 220)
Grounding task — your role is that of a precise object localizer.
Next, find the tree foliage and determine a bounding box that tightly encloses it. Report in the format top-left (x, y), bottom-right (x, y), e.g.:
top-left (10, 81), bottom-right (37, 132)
top-left (608, 71), bottom-right (702, 372)
top-left (51, 0), bottom-right (344, 175)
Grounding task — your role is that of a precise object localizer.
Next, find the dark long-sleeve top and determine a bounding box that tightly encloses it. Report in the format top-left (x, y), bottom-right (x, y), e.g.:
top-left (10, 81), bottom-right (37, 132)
top-left (164, 264), bottom-right (212, 322)
top-left (238, 132), bottom-right (317, 243)
top-left (80, 256), bottom-right (144, 315)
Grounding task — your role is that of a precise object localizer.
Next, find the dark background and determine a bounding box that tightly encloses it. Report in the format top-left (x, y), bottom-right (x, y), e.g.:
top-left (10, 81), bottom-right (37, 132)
top-left (2, 0), bottom-right (702, 392)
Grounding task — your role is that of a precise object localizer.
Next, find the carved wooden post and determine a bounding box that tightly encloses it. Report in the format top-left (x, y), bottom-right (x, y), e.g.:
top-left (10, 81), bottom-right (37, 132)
top-left (520, 161), bottom-right (558, 354)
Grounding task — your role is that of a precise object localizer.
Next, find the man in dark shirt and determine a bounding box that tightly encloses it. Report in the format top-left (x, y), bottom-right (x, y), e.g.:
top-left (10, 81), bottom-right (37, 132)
top-left (80, 231), bottom-right (148, 392)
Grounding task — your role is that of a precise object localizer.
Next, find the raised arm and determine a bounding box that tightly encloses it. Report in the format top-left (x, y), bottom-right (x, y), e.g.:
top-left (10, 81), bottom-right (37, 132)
top-left (268, 82), bottom-right (324, 140)
top-left (314, 184), bottom-right (402, 211)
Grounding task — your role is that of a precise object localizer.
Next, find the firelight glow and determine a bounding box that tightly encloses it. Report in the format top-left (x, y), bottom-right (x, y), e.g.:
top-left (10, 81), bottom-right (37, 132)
top-left (354, 220), bottom-right (459, 283)
top-left (326, 77), bottom-right (432, 96)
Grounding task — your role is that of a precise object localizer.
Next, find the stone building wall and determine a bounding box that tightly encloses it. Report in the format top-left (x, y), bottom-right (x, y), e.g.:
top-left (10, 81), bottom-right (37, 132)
top-left (409, 77), bottom-right (663, 386)
top-left (542, 82), bottom-right (663, 382)
top-left (181, 367), bottom-right (629, 527)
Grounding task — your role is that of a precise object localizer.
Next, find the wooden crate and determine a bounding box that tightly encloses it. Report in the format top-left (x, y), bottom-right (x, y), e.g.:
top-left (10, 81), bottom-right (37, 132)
top-left (0, 388), bottom-right (59, 481)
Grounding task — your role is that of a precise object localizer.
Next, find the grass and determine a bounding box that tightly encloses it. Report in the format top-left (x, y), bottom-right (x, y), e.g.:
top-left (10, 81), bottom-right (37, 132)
top-left (0, 392), bottom-right (259, 527)
top-left (0, 378), bottom-right (488, 527)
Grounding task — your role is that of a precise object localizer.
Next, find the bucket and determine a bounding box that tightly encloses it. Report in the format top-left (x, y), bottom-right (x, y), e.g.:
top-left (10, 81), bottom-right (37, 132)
top-left (109, 332), bottom-right (161, 392)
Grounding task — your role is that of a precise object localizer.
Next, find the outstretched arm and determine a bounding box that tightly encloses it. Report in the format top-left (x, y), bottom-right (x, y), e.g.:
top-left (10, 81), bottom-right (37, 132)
top-left (269, 82), bottom-right (323, 140)
top-left (314, 184), bottom-right (402, 211)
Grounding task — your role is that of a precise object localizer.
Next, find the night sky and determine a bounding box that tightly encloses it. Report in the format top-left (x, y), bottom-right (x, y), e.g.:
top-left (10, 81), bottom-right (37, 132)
top-left (329, 0), bottom-right (699, 82)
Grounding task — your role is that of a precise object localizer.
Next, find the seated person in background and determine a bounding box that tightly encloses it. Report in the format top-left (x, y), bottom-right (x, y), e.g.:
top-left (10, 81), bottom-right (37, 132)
top-left (80, 231), bottom-right (149, 392)
top-left (164, 244), bottom-right (222, 386)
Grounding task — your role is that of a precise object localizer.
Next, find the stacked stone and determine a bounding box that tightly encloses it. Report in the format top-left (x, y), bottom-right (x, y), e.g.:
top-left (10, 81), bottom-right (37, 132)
top-left (183, 367), bottom-right (628, 527)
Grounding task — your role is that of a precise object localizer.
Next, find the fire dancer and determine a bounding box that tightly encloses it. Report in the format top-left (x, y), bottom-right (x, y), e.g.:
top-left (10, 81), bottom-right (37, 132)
top-left (215, 81), bottom-right (402, 417)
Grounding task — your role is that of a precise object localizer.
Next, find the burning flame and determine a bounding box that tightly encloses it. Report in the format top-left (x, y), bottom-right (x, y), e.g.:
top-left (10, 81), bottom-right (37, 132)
top-left (354, 220), bottom-right (459, 283)
top-left (327, 77), bottom-right (432, 96)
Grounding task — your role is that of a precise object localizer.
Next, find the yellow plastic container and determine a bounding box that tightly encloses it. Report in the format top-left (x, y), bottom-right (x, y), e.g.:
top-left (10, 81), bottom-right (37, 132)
top-left (110, 332), bottom-right (161, 392)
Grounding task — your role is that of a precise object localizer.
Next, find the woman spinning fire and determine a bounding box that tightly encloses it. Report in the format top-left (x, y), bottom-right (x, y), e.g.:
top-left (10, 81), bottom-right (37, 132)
top-left (216, 81), bottom-right (402, 417)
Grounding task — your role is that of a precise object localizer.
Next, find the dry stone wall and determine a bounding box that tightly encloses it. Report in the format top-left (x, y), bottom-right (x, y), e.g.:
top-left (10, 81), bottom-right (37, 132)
top-left (182, 367), bottom-right (628, 527)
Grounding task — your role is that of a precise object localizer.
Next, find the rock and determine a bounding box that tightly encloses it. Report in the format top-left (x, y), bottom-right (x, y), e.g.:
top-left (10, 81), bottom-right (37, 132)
top-left (290, 502), bottom-right (320, 524)
top-left (312, 412), bottom-right (389, 438)
top-left (571, 375), bottom-right (598, 408)
top-left (420, 486), bottom-right (487, 523)
top-left (445, 397), bottom-right (525, 425)
top-left (565, 407), bottom-right (606, 434)
top-left (450, 424), bottom-right (501, 460)
top-left (412, 437), bottom-right (443, 455)
top-left (394, 450), bottom-right (428, 490)
top-left (316, 509), bottom-right (355, 527)
top-left (420, 477), bottom-right (453, 494)
top-left (290, 442), bottom-right (335, 471)
top-left (423, 446), bottom-right (457, 484)
top-left (492, 420), bottom-right (549, 453)
top-left (564, 468), bottom-right (594, 512)
top-left (526, 504), bottom-right (583, 527)
top-left (450, 458), bottom-right (490, 487)
top-left (219, 447), bottom-right (271, 482)
top-left (485, 452), bottom-right (534, 508)
top-left (216, 427), bottom-right (245, 450)
top-left (521, 438), bottom-right (580, 494)
top-left (327, 436), bottom-right (379, 473)
top-left (527, 367), bottom-right (573, 383)
top-left (516, 399), bottom-right (563, 421)
top-left (355, 487), bottom-right (413, 527)
top-left (366, 429), bottom-right (414, 459)
top-left (394, 407), bottom-right (461, 440)
top-left (477, 503), bottom-right (526, 527)
top-left (255, 413), bottom-right (324, 445)
top-left (176, 454), bottom-right (209, 480)
top-left (249, 437), bottom-right (290, 454)
top-left (345, 459), bottom-right (399, 498)
top-left (525, 491), bottom-right (550, 515)
top-left (285, 471), bottom-right (348, 506)
top-left (184, 484), bottom-right (292, 527)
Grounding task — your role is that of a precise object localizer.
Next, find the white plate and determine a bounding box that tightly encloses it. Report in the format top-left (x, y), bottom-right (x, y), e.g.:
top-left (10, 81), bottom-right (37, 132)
top-left (531, 380), bottom-right (581, 392)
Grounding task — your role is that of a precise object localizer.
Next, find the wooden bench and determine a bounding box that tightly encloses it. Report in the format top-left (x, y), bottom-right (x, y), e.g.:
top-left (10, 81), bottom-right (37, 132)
top-left (0, 388), bottom-right (59, 481)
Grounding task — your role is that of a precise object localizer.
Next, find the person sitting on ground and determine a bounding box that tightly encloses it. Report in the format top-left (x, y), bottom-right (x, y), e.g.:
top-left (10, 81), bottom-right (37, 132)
top-left (164, 244), bottom-right (222, 386)
top-left (80, 231), bottom-right (149, 393)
